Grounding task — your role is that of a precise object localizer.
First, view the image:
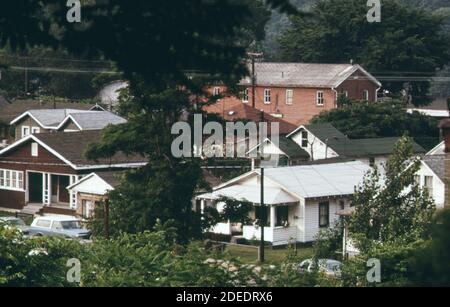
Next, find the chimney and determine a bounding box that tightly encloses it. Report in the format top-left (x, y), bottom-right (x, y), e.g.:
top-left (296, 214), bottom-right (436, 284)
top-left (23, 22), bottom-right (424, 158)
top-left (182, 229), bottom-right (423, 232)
top-left (439, 119), bottom-right (450, 208)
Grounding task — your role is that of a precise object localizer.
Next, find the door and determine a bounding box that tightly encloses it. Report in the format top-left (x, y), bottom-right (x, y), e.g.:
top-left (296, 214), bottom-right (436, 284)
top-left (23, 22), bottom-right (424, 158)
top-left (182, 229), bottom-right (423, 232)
top-left (51, 175), bottom-right (58, 203)
top-left (58, 175), bottom-right (70, 203)
top-left (28, 172), bottom-right (43, 203)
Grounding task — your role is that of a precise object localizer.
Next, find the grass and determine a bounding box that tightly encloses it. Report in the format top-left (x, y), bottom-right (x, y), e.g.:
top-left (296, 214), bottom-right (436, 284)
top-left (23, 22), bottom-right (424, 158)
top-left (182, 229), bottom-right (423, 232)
top-left (0, 211), bottom-right (15, 217)
top-left (222, 244), bottom-right (314, 265)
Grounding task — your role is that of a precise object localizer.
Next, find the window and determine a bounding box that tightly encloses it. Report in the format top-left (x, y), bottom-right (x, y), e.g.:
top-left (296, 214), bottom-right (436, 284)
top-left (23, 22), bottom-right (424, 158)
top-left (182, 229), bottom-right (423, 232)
top-left (339, 200), bottom-right (345, 210)
top-left (255, 206), bottom-right (270, 226)
top-left (276, 206), bottom-right (289, 227)
top-left (213, 87), bottom-right (220, 96)
top-left (344, 91), bottom-right (348, 98)
top-left (286, 89), bottom-right (293, 105)
top-left (264, 89), bottom-right (271, 104)
top-left (363, 90), bottom-right (369, 101)
top-left (424, 176), bottom-right (433, 195)
top-left (31, 127), bottom-right (40, 134)
top-left (316, 91), bottom-right (324, 106)
top-left (301, 130), bottom-right (308, 147)
top-left (82, 200), bottom-right (95, 219)
top-left (31, 142), bottom-right (38, 157)
top-left (36, 219), bottom-right (51, 228)
top-left (0, 169), bottom-right (24, 191)
top-left (319, 201), bottom-right (329, 228)
top-left (369, 157), bottom-right (375, 167)
top-left (52, 221), bottom-right (63, 230)
top-left (242, 88), bottom-right (249, 103)
top-left (21, 126), bottom-right (30, 138)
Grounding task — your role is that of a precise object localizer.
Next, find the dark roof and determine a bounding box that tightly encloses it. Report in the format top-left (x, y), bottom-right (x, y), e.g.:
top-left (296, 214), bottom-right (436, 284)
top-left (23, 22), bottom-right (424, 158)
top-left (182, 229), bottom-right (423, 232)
top-left (95, 170), bottom-right (124, 187)
top-left (407, 97), bottom-right (449, 111)
top-left (0, 96), bottom-right (10, 108)
top-left (278, 137), bottom-right (309, 159)
top-left (422, 155), bottom-right (445, 181)
top-left (33, 131), bottom-right (147, 168)
top-left (0, 99), bottom-right (95, 124)
top-left (439, 118), bottom-right (450, 128)
top-left (304, 123), bottom-right (348, 141)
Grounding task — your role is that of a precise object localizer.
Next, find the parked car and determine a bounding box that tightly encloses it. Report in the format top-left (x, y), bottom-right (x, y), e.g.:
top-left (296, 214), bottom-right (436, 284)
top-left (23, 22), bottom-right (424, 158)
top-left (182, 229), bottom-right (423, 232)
top-left (28, 215), bottom-right (91, 239)
top-left (298, 259), bottom-right (343, 278)
top-left (0, 216), bottom-right (31, 235)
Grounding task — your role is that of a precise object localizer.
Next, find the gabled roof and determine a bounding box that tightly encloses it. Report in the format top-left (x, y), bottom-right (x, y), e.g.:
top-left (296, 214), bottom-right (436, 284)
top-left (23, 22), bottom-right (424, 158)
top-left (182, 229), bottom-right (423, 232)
top-left (57, 111), bottom-right (127, 131)
top-left (239, 63), bottom-right (381, 88)
top-left (221, 103), bottom-right (297, 135)
top-left (10, 109), bottom-right (93, 128)
top-left (201, 161), bottom-right (371, 201)
top-left (0, 131), bottom-right (147, 170)
top-left (67, 170), bottom-right (124, 191)
top-left (288, 123), bottom-right (425, 157)
top-left (426, 141), bottom-right (445, 155)
top-left (0, 100), bottom-right (94, 124)
top-left (248, 137), bottom-right (309, 159)
top-left (422, 155), bottom-right (445, 182)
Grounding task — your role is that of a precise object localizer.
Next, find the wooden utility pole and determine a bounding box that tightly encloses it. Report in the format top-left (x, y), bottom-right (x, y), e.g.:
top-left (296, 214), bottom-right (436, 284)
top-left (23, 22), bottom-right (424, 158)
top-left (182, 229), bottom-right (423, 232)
top-left (247, 52), bottom-right (263, 109)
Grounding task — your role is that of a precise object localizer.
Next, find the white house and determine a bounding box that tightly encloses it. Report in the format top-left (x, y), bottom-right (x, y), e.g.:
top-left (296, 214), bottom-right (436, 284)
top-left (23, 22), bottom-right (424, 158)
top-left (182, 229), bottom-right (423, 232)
top-left (197, 161), bottom-right (371, 246)
top-left (415, 155), bottom-right (445, 209)
top-left (249, 123), bottom-right (426, 170)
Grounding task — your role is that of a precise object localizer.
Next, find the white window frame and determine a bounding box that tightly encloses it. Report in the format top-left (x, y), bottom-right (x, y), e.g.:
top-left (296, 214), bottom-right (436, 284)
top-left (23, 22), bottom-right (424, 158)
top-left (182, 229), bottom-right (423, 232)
top-left (316, 91), bottom-right (324, 106)
top-left (0, 169), bottom-right (24, 191)
top-left (264, 89), bottom-right (271, 104)
top-left (213, 87), bottom-right (220, 96)
top-left (31, 142), bottom-right (39, 157)
top-left (424, 176), bottom-right (433, 196)
top-left (301, 130), bottom-right (308, 148)
top-left (363, 90), bottom-right (369, 101)
top-left (286, 89), bottom-right (293, 105)
top-left (21, 126), bottom-right (30, 138)
top-left (242, 88), bottom-right (249, 103)
top-left (31, 127), bottom-right (40, 134)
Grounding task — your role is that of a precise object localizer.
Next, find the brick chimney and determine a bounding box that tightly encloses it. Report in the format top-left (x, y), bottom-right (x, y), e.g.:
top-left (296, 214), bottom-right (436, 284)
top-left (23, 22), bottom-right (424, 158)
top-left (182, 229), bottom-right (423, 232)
top-left (439, 119), bottom-right (450, 208)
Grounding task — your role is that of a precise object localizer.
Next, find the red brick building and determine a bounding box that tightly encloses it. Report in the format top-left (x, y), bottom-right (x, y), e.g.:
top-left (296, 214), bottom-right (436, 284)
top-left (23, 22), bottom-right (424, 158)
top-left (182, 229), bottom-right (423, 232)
top-left (205, 63), bottom-right (381, 126)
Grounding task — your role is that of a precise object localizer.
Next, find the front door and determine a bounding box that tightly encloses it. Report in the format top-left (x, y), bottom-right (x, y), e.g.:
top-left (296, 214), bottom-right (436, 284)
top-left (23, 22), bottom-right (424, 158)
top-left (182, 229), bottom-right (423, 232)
top-left (28, 172), bottom-right (43, 203)
top-left (58, 176), bottom-right (70, 203)
top-left (51, 175), bottom-right (58, 203)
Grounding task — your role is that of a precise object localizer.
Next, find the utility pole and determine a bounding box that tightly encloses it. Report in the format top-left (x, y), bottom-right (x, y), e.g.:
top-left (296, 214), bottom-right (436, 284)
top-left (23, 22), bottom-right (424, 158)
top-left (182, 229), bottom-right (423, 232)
top-left (247, 52), bottom-right (263, 109)
top-left (258, 110), bottom-right (265, 263)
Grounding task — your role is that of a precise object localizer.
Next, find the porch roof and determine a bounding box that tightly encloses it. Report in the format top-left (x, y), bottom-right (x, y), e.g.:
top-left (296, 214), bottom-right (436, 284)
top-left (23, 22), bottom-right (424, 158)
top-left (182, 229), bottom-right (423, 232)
top-left (199, 185), bottom-right (298, 205)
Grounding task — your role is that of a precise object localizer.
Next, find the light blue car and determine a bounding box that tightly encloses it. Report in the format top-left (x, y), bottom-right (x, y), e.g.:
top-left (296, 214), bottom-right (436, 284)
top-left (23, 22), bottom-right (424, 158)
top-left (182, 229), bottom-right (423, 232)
top-left (28, 216), bottom-right (91, 239)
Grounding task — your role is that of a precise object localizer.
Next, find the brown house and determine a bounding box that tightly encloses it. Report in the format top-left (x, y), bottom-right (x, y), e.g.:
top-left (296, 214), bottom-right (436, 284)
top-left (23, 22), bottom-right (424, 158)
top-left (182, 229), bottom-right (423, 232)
top-left (0, 130), bottom-right (146, 215)
top-left (205, 62), bottom-right (381, 126)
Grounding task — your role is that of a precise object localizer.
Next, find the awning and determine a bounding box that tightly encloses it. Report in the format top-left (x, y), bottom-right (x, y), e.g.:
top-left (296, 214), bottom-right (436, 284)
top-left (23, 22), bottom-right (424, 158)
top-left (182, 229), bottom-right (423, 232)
top-left (198, 185), bottom-right (298, 205)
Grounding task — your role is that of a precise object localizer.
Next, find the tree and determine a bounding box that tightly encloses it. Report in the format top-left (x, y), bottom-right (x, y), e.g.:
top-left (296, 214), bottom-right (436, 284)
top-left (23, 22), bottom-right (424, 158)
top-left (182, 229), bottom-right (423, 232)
top-left (279, 0), bottom-right (450, 104)
top-left (349, 136), bottom-right (435, 247)
top-left (410, 209), bottom-right (450, 286)
top-left (310, 100), bottom-right (440, 150)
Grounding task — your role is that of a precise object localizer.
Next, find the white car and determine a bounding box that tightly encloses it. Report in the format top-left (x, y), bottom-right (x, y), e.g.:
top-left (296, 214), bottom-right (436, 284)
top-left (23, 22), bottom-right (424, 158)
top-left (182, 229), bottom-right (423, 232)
top-left (28, 215), bottom-right (90, 239)
top-left (299, 259), bottom-right (343, 278)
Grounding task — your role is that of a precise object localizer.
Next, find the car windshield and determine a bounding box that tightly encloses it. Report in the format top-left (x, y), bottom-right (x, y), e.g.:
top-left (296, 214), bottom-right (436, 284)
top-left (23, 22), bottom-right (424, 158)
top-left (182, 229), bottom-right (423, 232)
top-left (9, 219), bottom-right (26, 226)
top-left (61, 221), bottom-right (82, 230)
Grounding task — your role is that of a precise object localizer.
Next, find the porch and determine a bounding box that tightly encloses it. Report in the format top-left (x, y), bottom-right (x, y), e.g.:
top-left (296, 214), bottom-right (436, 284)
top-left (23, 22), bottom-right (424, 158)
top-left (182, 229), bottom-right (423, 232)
top-left (25, 171), bottom-right (79, 211)
top-left (197, 183), bottom-right (301, 246)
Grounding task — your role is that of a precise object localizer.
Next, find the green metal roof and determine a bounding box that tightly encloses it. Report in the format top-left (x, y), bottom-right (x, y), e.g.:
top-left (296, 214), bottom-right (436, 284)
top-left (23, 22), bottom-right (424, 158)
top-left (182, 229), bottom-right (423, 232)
top-left (277, 137), bottom-right (310, 159)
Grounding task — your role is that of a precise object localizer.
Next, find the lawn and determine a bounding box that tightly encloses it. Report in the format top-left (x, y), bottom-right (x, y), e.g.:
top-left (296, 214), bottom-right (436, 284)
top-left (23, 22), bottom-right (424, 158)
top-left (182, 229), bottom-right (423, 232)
top-left (223, 244), bottom-right (314, 264)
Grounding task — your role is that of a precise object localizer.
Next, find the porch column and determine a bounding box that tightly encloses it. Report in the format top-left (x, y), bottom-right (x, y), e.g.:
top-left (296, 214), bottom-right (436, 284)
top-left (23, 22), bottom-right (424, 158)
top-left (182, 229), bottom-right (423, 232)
top-left (69, 175), bottom-right (78, 210)
top-left (270, 205), bottom-right (276, 228)
top-left (200, 199), bottom-right (205, 214)
top-left (42, 173), bottom-right (51, 206)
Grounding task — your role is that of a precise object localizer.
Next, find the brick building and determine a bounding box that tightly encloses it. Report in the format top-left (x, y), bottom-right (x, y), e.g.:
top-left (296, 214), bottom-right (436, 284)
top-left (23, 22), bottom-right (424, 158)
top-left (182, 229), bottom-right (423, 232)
top-left (205, 62), bottom-right (381, 126)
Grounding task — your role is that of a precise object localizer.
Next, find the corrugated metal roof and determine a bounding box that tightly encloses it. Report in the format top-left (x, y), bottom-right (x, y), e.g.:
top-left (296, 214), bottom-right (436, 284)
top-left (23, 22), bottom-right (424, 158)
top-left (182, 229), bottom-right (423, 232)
top-left (239, 63), bottom-right (380, 88)
top-left (68, 111), bottom-right (127, 130)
